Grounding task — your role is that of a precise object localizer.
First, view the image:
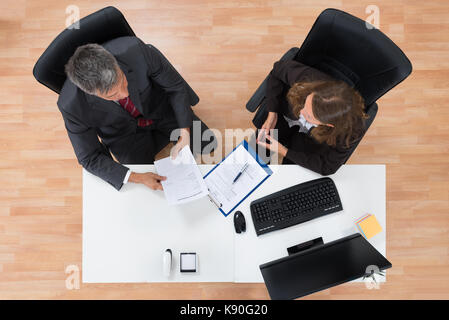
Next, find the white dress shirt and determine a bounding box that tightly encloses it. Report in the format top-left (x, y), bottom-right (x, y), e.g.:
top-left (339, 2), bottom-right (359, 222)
top-left (283, 114), bottom-right (317, 134)
top-left (112, 99), bottom-right (133, 184)
top-left (123, 169), bottom-right (132, 184)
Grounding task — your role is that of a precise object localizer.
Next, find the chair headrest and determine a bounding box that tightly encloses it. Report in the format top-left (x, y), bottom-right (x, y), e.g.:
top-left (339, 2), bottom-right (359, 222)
top-left (33, 6), bottom-right (135, 94)
top-left (295, 8), bottom-right (412, 106)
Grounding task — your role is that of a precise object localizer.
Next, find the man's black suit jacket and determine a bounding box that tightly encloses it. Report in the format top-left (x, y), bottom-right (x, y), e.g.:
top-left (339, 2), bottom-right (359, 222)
top-left (57, 36), bottom-right (198, 191)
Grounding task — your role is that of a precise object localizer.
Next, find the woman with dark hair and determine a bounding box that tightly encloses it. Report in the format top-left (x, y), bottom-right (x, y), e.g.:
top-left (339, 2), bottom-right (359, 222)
top-left (256, 60), bottom-right (368, 175)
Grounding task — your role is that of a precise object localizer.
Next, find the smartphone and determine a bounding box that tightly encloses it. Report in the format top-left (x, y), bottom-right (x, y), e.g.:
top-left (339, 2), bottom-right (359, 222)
top-left (180, 252), bottom-right (197, 273)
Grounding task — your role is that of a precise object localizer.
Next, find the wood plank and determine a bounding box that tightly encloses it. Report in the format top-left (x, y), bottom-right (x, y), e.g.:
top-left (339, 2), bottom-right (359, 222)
top-left (0, 0), bottom-right (448, 299)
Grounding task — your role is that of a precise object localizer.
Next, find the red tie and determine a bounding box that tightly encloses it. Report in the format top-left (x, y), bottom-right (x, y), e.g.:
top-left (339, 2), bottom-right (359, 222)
top-left (118, 96), bottom-right (153, 127)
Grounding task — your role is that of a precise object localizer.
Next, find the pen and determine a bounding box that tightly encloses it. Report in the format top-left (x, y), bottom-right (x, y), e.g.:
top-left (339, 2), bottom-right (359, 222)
top-left (232, 163), bottom-right (249, 184)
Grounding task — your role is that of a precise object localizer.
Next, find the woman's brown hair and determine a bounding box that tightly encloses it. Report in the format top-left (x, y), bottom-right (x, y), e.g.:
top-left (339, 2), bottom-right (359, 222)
top-left (287, 80), bottom-right (368, 148)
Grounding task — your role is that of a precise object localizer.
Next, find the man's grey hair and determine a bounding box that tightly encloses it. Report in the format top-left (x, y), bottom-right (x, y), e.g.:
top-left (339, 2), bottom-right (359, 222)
top-left (65, 43), bottom-right (119, 95)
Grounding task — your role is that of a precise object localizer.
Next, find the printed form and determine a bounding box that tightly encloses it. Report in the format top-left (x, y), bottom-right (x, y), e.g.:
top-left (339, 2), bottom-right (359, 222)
top-left (204, 144), bottom-right (269, 214)
top-left (154, 146), bottom-right (209, 205)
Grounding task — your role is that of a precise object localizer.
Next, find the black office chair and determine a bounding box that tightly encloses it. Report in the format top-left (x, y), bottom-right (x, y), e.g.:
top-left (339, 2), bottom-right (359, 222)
top-left (247, 8), bottom-right (412, 164)
top-left (33, 6), bottom-right (199, 156)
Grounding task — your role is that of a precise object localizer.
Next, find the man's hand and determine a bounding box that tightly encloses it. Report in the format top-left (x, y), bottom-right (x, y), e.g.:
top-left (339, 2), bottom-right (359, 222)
top-left (257, 112), bottom-right (278, 143)
top-left (171, 127), bottom-right (190, 159)
top-left (256, 132), bottom-right (288, 157)
top-left (128, 172), bottom-right (167, 190)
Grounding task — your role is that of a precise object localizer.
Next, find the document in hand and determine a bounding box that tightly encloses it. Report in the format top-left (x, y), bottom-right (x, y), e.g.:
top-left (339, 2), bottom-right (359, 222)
top-left (154, 146), bottom-right (209, 205)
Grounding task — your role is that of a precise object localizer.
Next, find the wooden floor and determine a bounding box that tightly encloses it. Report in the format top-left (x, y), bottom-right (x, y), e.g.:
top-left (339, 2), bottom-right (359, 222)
top-left (1, 0), bottom-right (448, 299)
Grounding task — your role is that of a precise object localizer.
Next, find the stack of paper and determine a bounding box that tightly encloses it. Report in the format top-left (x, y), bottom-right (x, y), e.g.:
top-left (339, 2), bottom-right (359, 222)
top-left (154, 141), bottom-right (272, 215)
top-left (355, 214), bottom-right (382, 239)
top-left (154, 146), bottom-right (209, 205)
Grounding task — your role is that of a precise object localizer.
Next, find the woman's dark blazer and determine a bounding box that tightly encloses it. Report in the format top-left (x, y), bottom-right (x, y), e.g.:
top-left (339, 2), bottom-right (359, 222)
top-left (262, 60), bottom-right (366, 175)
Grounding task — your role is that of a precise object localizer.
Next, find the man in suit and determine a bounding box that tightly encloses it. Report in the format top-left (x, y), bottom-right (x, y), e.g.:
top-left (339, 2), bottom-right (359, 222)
top-left (58, 36), bottom-right (216, 191)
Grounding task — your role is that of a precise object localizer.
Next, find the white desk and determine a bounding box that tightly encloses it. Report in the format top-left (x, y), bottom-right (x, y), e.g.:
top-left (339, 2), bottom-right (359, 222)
top-left (83, 164), bottom-right (385, 283)
top-left (82, 165), bottom-right (234, 282)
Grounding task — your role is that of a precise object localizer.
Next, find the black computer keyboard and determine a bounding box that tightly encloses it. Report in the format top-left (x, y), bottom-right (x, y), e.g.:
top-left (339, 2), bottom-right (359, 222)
top-left (250, 177), bottom-right (343, 236)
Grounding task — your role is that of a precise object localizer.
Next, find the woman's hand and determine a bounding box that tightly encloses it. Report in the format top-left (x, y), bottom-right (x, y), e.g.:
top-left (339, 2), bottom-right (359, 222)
top-left (256, 133), bottom-right (288, 157)
top-left (257, 112), bottom-right (278, 142)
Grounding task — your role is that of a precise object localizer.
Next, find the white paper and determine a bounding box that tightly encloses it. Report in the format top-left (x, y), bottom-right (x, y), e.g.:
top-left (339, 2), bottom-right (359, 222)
top-left (204, 144), bottom-right (269, 214)
top-left (154, 146), bottom-right (209, 205)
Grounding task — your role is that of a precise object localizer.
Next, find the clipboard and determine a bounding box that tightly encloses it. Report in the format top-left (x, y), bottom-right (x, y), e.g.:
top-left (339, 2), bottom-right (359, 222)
top-left (204, 140), bottom-right (273, 217)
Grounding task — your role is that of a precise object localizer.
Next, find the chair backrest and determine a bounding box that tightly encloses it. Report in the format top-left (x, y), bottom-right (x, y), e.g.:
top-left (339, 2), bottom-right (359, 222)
top-left (295, 8), bottom-right (412, 106)
top-left (33, 6), bottom-right (135, 94)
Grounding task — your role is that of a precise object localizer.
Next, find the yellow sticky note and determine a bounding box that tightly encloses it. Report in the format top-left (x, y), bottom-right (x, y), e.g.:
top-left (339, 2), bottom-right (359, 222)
top-left (357, 214), bottom-right (382, 239)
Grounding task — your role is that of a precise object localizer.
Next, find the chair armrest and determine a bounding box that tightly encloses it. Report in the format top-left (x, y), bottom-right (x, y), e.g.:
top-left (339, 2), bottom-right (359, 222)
top-left (364, 102), bottom-right (378, 130)
top-left (341, 102), bottom-right (378, 166)
top-left (246, 47), bottom-right (300, 112)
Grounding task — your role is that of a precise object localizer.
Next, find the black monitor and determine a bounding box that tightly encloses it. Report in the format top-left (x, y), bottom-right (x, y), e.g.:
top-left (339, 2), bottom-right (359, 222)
top-left (259, 233), bottom-right (392, 299)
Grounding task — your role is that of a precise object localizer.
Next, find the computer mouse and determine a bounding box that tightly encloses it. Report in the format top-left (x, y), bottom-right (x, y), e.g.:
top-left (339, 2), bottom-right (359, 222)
top-left (234, 211), bottom-right (246, 233)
